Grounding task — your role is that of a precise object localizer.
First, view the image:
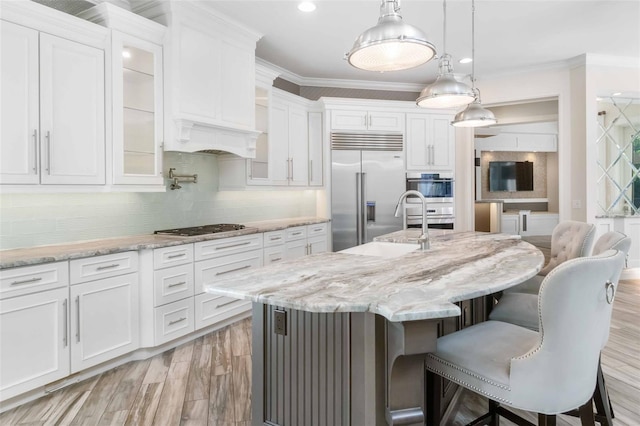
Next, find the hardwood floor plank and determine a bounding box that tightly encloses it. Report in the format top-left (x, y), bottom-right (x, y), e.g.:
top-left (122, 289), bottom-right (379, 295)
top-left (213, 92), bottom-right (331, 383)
top-left (230, 322), bottom-right (251, 357)
top-left (101, 359), bottom-right (151, 414)
top-left (231, 355), bottom-right (251, 423)
top-left (142, 349), bottom-right (175, 385)
top-left (208, 374), bottom-right (235, 424)
top-left (185, 340), bottom-right (212, 402)
top-left (179, 399), bottom-right (209, 425)
top-left (96, 410), bottom-right (128, 426)
top-left (211, 327), bottom-right (232, 376)
top-left (42, 390), bottom-right (91, 426)
top-left (124, 382), bottom-right (164, 426)
top-left (154, 378), bottom-right (189, 426)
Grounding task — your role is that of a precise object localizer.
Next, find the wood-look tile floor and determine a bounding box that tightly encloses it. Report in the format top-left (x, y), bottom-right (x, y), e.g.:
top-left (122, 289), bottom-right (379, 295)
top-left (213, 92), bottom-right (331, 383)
top-left (1, 280), bottom-right (638, 426)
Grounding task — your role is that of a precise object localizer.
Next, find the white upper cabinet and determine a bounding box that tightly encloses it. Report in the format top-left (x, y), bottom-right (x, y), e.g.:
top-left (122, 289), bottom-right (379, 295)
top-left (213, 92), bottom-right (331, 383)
top-left (308, 111), bottom-right (324, 186)
top-left (78, 3), bottom-right (167, 188)
top-left (331, 110), bottom-right (404, 132)
top-left (474, 133), bottom-right (557, 152)
top-left (406, 113), bottom-right (454, 171)
top-left (1, 17), bottom-right (106, 186)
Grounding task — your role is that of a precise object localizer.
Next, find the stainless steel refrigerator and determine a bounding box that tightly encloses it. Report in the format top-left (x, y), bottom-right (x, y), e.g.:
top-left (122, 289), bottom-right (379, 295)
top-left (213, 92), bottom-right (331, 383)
top-left (331, 150), bottom-right (405, 251)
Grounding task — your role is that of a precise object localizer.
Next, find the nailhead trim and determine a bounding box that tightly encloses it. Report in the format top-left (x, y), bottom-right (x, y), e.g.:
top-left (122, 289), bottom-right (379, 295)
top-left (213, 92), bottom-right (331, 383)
top-left (426, 363), bottom-right (512, 404)
top-left (425, 354), bottom-right (510, 390)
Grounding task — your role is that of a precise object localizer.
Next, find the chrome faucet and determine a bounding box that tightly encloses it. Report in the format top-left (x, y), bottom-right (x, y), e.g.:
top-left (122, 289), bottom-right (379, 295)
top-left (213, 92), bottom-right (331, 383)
top-left (394, 190), bottom-right (430, 251)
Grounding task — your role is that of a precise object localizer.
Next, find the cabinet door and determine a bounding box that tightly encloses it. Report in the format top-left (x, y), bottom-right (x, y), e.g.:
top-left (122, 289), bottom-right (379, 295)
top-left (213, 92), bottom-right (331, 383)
top-left (308, 111), bottom-right (323, 186)
top-left (285, 239), bottom-right (308, 260)
top-left (112, 32), bottom-right (163, 185)
top-left (70, 273), bottom-right (139, 372)
top-left (367, 112), bottom-right (404, 132)
top-left (430, 115), bottom-right (454, 170)
top-left (330, 110), bottom-right (368, 131)
top-left (288, 106), bottom-right (309, 186)
top-left (308, 235), bottom-right (328, 255)
top-left (269, 100), bottom-right (289, 185)
top-left (0, 287), bottom-right (70, 400)
top-left (501, 215), bottom-right (520, 235)
top-left (406, 114), bottom-right (430, 170)
top-left (40, 33), bottom-right (105, 185)
top-left (0, 21), bottom-right (39, 184)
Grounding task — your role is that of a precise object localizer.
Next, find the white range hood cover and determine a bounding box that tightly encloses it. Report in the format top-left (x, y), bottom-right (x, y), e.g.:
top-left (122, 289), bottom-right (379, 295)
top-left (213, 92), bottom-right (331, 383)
top-left (171, 119), bottom-right (261, 157)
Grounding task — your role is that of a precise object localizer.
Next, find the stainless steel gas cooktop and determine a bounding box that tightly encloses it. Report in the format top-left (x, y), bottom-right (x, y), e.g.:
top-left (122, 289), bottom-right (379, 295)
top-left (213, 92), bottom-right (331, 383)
top-left (154, 224), bottom-right (245, 237)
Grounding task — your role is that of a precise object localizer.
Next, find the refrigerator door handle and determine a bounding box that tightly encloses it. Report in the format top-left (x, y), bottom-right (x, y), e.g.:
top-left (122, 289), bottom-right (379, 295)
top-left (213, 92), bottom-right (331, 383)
top-left (356, 172), bottom-right (363, 245)
top-left (361, 172), bottom-right (367, 243)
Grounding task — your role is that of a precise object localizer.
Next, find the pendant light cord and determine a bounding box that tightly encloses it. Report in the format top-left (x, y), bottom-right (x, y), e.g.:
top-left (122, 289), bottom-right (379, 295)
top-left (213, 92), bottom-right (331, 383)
top-left (443, 0), bottom-right (447, 54)
top-left (471, 0), bottom-right (476, 89)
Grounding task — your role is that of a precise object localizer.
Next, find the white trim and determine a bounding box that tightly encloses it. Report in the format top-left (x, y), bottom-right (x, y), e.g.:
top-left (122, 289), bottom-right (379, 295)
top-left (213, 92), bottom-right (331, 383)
top-left (76, 3), bottom-right (167, 44)
top-left (621, 268), bottom-right (640, 280)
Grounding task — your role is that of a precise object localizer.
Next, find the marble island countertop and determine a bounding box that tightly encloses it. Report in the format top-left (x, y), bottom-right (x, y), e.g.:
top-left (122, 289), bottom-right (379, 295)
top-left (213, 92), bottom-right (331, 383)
top-left (0, 217), bottom-right (330, 269)
top-left (205, 232), bottom-right (544, 322)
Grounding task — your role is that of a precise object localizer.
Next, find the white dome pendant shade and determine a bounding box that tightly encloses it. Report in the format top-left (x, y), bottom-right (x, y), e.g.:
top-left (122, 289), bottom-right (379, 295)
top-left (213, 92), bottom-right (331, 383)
top-left (416, 54), bottom-right (475, 108)
top-left (346, 0), bottom-right (436, 72)
top-left (451, 0), bottom-right (497, 127)
top-left (451, 89), bottom-right (497, 127)
top-left (416, 0), bottom-right (474, 109)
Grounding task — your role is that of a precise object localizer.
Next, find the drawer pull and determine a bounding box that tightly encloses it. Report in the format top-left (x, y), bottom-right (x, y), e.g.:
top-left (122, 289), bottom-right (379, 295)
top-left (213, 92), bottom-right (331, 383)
top-left (11, 277), bottom-right (43, 286)
top-left (217, 299), bottom-right (238, 308)
top-left (168, 281), bottom-right (187, 288)
top-left (269, 236), bottom-right (282, 241)
top-left (169, 317), bottom-right (187, 326)
top-left (271, 257), bottom-right (282, 262)
top-left (167, 253), bottom-right (186, 259)
top-left (216, 265), bottom-right (251, 276)
top-left (96, 264), bottom-right (120, 271)
top-left (215, 241), bottom-right (251, 250)
top-left (291, 232), bottom-right (302, 236)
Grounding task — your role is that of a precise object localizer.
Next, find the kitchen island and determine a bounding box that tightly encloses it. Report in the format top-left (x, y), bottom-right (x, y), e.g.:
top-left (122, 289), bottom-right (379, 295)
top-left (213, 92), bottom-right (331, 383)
top-left (205, 231), bottom-right (544, 426)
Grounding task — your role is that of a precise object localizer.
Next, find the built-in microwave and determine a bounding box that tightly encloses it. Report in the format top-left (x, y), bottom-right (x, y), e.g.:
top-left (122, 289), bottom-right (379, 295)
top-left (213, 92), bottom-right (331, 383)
top-left (405, 172), bottom-right (454, 202)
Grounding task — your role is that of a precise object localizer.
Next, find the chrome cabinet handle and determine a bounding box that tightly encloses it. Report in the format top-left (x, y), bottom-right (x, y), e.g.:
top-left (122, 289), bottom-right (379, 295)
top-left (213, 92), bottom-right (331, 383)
top-left (217, 299), bottom-right (238, 308)
top-left (168, 281), bottom-right (186, 288)
top-left (167, 253), bottom-right (186, 259)
top-left (75, 296), bottom-right (80, 343)
top-left (63, 299), bottom-right (68, 347)
top-left (45, 131), bottom-right (51, 174)
top-left (215, 265), bottom-right (251, 276)
top-left (309, 159), bottom-right (313, 182)
top-left (292, 231), bottom-right (302, 236)
top-left (269, 236), bottom-right (282, 241)
top-left (286, 159), bottom-right (290, 180)
top-left (290, 158), bottom-right (294, 181)
top-left (271, 257), bottom-right (282, 262)
top-left (96, 263), bottom-right (120, 271)
top-left (33, 129), bottom-right (38, 173)
top-left (215, 241), bottom-right (251, 250)
top-left (368, 114), bottom-right (372, 127)
top-left (169, 317), bottom-right (186, 325)
top-left (11, 277), bottom-right (42, 286)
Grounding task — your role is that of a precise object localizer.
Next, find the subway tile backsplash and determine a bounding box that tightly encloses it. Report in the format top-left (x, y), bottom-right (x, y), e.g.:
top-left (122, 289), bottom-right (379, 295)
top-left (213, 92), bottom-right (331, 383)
top-left (0, 153), bottom-right (319, 250)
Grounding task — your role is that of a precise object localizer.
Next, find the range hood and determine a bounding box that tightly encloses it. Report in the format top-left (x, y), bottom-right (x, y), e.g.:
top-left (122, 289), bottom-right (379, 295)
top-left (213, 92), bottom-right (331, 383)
top-left (132, 0), bottom-right (263, 159)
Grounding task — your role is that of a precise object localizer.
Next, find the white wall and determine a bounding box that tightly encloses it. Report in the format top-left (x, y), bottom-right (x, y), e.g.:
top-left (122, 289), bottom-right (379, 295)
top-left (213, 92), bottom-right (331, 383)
top-left (0, 152), bottom-right (320, 250)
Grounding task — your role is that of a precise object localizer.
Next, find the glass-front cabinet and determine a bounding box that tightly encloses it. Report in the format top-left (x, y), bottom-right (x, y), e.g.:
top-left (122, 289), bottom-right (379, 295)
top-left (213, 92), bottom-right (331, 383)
top-left (112, 32), bottom-right (163, 186)
top-left (249, 86), bottom-right (270, 183)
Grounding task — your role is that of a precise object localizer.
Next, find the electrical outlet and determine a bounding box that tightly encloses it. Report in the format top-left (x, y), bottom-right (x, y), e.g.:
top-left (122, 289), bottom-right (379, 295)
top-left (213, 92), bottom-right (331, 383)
top-left (274, 309), bottom-right (287, 336)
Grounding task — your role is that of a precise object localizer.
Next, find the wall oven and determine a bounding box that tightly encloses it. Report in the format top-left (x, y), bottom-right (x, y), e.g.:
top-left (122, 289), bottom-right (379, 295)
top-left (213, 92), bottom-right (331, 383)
top-left (405, 172), bottom-right (455, 230)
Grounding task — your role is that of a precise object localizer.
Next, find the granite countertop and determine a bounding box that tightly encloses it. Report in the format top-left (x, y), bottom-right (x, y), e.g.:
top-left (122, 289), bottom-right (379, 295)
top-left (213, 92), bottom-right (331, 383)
top-left (0, 217), bottom-right (330, 269)
top-left (205, 231), bottom-right (544, 322)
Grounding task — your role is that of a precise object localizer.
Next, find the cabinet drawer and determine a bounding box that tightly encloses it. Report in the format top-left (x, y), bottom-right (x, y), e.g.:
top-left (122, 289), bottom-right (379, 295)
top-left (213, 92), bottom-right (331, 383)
top-left (194, 293), bottom-right (251, 330)
top-left (195, 234), bottom-right (263, 261)
top-left (264, 246), bottom-right (286, 265)
top-left (153, 244), bottom-right (193, 269)
top-left (154, 298), bottom-right (194, 346)
top-left (195, 249), bottom-right (262, 295)
top-left (285, 226), bottom-right (307, 242)
top-left (263, 230), bottom-right (286, 247)
top-left (0, 262), bottom-right (69, 300)
top-left (154, 264), bottom-right (194, 307)
top-left (70, 252), bottom-right (138, 284)
top-left (307, 222), bottom-right (327, 237)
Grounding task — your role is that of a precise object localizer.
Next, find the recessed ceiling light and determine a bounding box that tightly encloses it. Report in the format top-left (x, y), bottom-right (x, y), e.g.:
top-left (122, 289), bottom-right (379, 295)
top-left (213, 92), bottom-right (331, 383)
top-left (612, 92), bottom-right (622, 96)
top-left (298, 2), bottom-right (316, 12)
top-left (459, 57), bottom-right (473, 64)
top-left (122, 50), bottom-right (131, 59)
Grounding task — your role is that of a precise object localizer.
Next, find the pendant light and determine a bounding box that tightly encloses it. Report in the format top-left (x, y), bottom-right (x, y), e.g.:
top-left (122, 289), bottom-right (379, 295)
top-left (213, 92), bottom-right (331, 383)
top-left (416, 0), bottom-right (474, 108)
top-left (451, 0), bottom-right (496, 127)
top-left (346, 0), bottom-right (436, 72)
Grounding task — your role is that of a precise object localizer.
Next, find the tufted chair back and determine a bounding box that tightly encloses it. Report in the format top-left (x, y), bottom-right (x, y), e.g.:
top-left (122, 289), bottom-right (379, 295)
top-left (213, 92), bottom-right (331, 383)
top-left (510, 249), bottom-right (626, 413)
top-left (592, 231), bottom-right (631, 257)
top-left (539, 221), bottom-right (595, 275)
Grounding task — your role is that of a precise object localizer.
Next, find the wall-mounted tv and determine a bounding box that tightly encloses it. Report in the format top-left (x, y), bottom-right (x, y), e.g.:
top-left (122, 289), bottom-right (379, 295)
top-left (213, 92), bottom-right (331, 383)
top-left (489, 161), bottom-right (534, 192)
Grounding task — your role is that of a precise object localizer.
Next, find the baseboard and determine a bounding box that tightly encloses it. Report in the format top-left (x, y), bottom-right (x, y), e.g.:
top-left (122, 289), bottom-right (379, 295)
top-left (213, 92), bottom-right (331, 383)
top-left (621, 268), bottom-right (640, 280)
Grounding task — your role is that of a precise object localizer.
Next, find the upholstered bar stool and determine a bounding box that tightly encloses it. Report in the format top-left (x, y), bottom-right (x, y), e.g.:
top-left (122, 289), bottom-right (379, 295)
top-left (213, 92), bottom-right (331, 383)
top-left (505, 220), bottom-right (596, 295)
top-left (488, 231), bottom-right (631, 425)
top-left (425, 250), bottom-right (626, 426)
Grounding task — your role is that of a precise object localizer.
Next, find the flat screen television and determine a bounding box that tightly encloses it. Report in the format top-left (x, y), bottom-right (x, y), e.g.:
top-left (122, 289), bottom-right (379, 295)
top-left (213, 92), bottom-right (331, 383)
top-left (489, 161), bottom-right (534, 192)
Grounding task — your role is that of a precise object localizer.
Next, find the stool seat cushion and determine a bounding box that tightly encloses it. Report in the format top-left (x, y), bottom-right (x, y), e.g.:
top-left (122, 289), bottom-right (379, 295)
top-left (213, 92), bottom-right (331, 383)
top-left (425, 321), bottom-right (538, 405)
top-left (504, 274), bottom-right (543, 295)
top-left (488, 292), bottom-right (539, 330)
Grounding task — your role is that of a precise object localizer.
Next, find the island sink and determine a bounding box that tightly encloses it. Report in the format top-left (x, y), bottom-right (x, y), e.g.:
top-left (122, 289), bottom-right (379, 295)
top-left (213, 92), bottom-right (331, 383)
top-left (339, 241), bottom-right (419, 258)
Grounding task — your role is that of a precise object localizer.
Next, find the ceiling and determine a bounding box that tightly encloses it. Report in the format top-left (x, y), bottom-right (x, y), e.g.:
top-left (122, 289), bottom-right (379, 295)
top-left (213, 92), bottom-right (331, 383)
top-left (205, 0), bottom-right (640, 90)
